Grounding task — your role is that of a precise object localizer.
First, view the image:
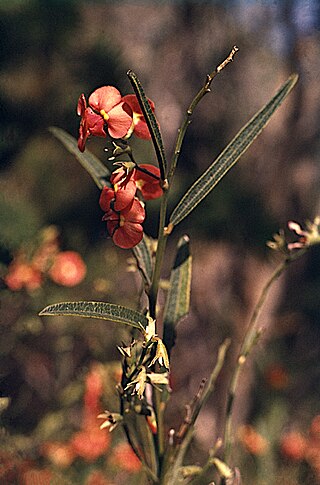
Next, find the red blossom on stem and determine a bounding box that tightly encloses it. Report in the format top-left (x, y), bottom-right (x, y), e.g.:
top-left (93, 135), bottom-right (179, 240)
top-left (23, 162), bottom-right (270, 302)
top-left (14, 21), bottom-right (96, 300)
top-left (134, 164), bottom-right (163, 200)
top-left (110, 168), bottom-right (137, 211)
top-left (122, 94), bottom-right (155, 140)
top-left (77, 87), bottom-right (133, 152)
top-left (102, 198), bottom-right (145, 249)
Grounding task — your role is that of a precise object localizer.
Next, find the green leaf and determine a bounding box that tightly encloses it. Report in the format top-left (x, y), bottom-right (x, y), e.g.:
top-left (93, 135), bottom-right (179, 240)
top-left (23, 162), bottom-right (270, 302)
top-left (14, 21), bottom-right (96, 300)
top-left (39, 301), bottom-right (149, 330)
top-left (132, 234), bottom-right (154, 287)
top-left (49, 127), bottom-right (110, 189)
top-left (169, 74), bottom-right (298, 227)
top-left (163, 235), bottom-right (192, 355)
top-left (127, 70), bottom-right (167, 180)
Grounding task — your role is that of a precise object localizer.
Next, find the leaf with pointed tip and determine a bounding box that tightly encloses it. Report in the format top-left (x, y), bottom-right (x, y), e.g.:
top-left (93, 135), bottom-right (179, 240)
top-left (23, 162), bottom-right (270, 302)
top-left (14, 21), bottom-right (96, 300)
top-left (132, 234), bottom-right (154, 287)
top-left (163, 235), bottom-right (192, 355)
top-left (49, 127), bottom-right (110, 189)
top-left (39, 301), bottom-right (148, 330)
top-left (169, 74), bottom-right (298, 227)
top-left (127, 70), bottom-right (167, 180)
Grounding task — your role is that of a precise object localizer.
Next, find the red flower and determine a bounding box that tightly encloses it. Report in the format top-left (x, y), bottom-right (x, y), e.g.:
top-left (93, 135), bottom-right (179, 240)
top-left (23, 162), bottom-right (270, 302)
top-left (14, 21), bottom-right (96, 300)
top-left (122, 94), bottom-right (155, 140)
top-left (71, 427), bottom-right (110, 462)
top-left (41, 442), bottom-right (75, 468)
top-left (280, 431), bottom-right (306, 461)
top-left (99, 186), bottom-right (115, 212)
top-left (110, 442), bottom-right (142, 473)
top-left (103, 198), bottom-right (145, 249)
top-left (110, 168), bottom-right (137, 211)
top-left (5, 261), bottom-right (42, 292)
top-left (134, 164), bottom-right (163, 200)
top-left (77, 94), bottom-right (106, 152)
top-left (49, 251), bottom-right (86, 287)
top-left (77, 86), bottom-right (133, 152)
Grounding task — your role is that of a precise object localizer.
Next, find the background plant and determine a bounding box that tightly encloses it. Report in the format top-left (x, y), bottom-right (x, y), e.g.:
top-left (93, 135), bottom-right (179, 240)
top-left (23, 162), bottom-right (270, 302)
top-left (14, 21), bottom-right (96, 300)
top-left (1, 2), bottom-right (319, 484)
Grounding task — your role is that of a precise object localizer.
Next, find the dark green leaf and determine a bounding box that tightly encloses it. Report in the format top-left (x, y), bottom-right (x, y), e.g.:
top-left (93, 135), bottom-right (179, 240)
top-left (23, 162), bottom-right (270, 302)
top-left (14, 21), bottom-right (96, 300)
top-left (163, 235), bottom-right (192, 355)
top-left (49, 127), bottom-right (110, 189)
top-left (127, 70), bottom-right (167, 180)
top-left (132, 234), bottom-right (154, 287)
top-left (169, 74), bottom-right (298, 227)
top-left (39, 301), bottom-right (149, 330)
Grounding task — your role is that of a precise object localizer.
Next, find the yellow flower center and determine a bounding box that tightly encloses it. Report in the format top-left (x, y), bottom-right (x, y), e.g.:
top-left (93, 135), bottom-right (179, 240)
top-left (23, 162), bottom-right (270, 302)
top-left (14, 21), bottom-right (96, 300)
top-left (100, 109), bottom-right (110, 122)
top-left (135, 179), bottom-right (145, 190)
top-left (119, 215), bottom-right (125, 227)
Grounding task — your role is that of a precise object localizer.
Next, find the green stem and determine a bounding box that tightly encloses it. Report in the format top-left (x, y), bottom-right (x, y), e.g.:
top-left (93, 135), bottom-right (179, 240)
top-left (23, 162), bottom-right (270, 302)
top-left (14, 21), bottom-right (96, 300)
top-left (149, 189), bottom-right (169, 319)
top-left (222, 249), bottom-right (307, 474)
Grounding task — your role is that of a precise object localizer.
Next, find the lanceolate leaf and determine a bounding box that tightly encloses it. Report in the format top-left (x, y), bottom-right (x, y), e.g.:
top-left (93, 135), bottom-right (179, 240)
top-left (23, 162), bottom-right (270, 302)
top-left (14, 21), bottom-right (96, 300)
top-left (49, 127), bottom-right (110, 189)
top-left (163, 235), bottom-right (192, 355)
top-left (127, 70), bottom-right (167, 180)
top-left (39, 301), bottom-right (149, 330)
top-left (169, 74), bottom-right (298, 227)
top-left (132, 234), bottom-right (154, 287)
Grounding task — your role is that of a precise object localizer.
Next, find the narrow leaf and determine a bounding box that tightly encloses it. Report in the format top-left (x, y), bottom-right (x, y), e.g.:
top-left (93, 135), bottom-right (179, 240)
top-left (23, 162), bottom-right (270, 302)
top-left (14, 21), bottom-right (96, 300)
top-left (132, 234), bottom-right (154, 287)
top-left (127, 70), bottom-right (167, 180)
top-left (49, 127), bottom-right (110, 189)
top-left (169, 74), bottom-right (298, 227)
top-left (163, 235), bottom-right (192, 355)
top-left (39, 301), bottom-right (149, 330)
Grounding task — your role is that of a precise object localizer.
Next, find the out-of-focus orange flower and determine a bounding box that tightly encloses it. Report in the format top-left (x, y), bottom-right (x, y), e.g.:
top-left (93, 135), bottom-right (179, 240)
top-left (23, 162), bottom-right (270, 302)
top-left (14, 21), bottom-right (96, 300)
top-left (71, 427), bottom-right (110, 462)
top-left (110, 442), bottom-right (142, 473)
top-left (41, 441), bottom-right (75, 468)
top-left (84, 364), bottom-right (104, 420)
top-left (238, 425), bottom-right (269, 456)
top-left (309, 415), bottom-right (320, 440)
top-left (280, 431), bottom-right (306, 461)
top-left (49, 251), bottom-right (86, 287)
top-left (264, 364), bottom-right (289, 390)
top-left (5, 261), bottom-right (42, 291)
top-left (85, 470), bottom-right (111, 485)
top-left (22, 467), bottom-right (53, 485)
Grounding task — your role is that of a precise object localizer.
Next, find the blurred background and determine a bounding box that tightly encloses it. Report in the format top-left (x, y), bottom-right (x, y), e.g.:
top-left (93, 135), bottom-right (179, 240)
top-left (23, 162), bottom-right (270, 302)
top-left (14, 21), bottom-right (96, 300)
top-left (0, 1), bottom-right (319, 484)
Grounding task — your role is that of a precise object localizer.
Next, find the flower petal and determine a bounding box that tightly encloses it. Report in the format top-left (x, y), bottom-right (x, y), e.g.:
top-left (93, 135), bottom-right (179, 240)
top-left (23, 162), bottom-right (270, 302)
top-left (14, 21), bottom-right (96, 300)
top-left (114, 180), bottom-right (137, 211)
top-left (77, 94), bottom-right (87, 116)
top-left (122, 198), bottom-right (145, 223)
top-left (122, 94), bottom-right (155, 115)
top-left (112, 222), bottom-right (144, 249)
top-left (86, 108), bottom-right (106, 137)
top-left (99, 187), bottom-right (115, 212)
top-left (134, 164), bottom-right (163, 200)
top-left (89, 86), bottom-right (122, 113)
top-left (107, 102), bottom-right (133, 139)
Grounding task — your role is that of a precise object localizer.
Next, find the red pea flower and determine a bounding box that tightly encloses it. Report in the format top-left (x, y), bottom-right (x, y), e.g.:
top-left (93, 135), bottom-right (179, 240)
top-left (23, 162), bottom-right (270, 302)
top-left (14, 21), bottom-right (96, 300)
top-left (77, 86), bottom-right (133, 152)
top-left (110, 167), bottom-right (137, 211)
top-left (103, 198), bottom-right (145, 249)
top-left (77, 94), bottom-right (106, 152)
top-left (99, 186), bottom-right (115, 213)
top-left (122, 94), bottom-right (155, 140)
top-left (134, 164), bottom-right (163, 200)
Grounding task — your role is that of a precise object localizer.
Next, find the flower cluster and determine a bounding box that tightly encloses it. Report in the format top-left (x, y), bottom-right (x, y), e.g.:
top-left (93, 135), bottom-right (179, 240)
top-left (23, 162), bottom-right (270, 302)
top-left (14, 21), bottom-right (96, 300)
top-left (3, 226), bottom-right (86, 292)
top-left (41, 363), bottom-right (110, 466)
top-left (99, 163), bottom-right (163, 248)
top-left (267, 216), bottom-right (320, 253)
top-left (77, 86), bottom-right (154, 152)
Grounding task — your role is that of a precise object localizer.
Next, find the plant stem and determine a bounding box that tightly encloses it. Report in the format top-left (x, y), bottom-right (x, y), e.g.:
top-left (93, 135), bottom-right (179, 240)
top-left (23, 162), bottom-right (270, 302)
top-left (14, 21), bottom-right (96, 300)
top-left (168, 46), bottom-right (238, 181)
top-left (222, 249), bottom-right (307, 474)
top-left (163, 340), bottom-right (230, 485)
top-left (149, 188), bottom-right (169, 319)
